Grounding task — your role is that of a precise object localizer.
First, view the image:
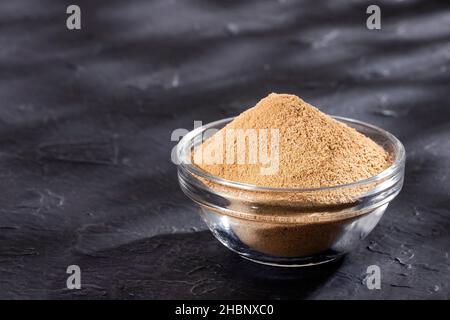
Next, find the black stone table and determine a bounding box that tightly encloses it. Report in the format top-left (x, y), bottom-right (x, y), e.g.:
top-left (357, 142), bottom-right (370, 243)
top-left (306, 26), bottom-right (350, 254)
top-left (0, 0), bottom-right (449, 299)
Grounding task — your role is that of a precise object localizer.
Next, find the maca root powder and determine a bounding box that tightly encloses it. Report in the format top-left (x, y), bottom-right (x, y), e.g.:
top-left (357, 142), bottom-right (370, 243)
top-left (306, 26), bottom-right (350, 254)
top-left (195, 93), bottom-right (391, 188)
top-left (192, 93), bottom-right (393, 258)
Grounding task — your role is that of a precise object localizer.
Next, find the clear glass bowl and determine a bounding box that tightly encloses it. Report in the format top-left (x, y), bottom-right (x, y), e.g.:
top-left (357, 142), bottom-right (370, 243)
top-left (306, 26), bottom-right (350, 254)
top-left (177, 117), bottom-right (405, 267)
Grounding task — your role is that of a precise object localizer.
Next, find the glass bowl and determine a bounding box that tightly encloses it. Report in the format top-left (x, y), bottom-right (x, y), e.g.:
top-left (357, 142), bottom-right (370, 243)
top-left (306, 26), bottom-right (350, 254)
top-left (177, 116), bottom-right (405, 267)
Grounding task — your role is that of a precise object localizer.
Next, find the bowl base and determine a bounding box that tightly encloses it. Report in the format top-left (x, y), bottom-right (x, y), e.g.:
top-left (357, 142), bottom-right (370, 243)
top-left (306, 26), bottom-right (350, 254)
top-left (239, 254), bottom-right (341, 267)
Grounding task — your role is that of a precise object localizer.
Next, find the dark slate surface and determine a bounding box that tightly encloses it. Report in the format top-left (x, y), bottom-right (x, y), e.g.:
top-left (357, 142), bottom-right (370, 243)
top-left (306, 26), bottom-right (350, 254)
top-left (0, 0), bottom-right (449, 299)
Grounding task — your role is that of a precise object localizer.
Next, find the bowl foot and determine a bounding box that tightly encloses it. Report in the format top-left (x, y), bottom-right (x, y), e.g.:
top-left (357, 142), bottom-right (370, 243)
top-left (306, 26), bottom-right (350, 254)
top-left (238, 252), bottom-right (344, 268)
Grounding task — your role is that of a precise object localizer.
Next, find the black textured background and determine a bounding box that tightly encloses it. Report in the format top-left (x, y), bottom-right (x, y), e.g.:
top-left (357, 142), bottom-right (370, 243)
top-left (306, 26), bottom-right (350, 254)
top-left (0, 0), bottom-right (449, 299)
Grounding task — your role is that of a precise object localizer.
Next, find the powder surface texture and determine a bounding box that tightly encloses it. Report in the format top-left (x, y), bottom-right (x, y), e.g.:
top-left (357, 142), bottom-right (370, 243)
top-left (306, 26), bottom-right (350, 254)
top-left (194, 93), bottom-right (391, 189)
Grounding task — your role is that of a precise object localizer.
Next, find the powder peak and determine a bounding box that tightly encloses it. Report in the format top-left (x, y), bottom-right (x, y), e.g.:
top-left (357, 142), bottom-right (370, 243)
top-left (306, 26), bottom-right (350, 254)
top-left (194, 93), bottom-right (392, 188)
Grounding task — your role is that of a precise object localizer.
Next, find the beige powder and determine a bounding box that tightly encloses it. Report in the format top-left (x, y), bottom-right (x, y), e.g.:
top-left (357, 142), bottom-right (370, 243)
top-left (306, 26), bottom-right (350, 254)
top-left (194, 93), bottom-right (391, 188)
top-left (192, 93), bottom-right (393, 258)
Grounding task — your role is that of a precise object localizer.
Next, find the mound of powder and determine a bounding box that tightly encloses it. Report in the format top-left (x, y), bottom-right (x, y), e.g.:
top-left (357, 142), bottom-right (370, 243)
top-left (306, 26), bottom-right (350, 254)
top-left (194, 93), bottom-right (391, 189)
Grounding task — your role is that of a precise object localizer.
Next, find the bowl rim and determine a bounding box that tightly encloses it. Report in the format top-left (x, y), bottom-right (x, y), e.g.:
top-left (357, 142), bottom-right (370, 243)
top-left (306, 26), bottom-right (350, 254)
top-left (177, 116), bottom-right (405, 193)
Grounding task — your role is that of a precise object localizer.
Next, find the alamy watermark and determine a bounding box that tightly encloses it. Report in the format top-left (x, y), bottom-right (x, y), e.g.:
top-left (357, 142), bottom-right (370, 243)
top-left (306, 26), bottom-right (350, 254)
top-left (66, 264), bottom-right (81, 289)
top-left (366, 5), bottom-right (381, 30)
top-left (171, 121), bottom-right (280, 175)
top-left (66, 5), bottom-right (81, 30)
top-left (364, 265), bottom-right (381, 290)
